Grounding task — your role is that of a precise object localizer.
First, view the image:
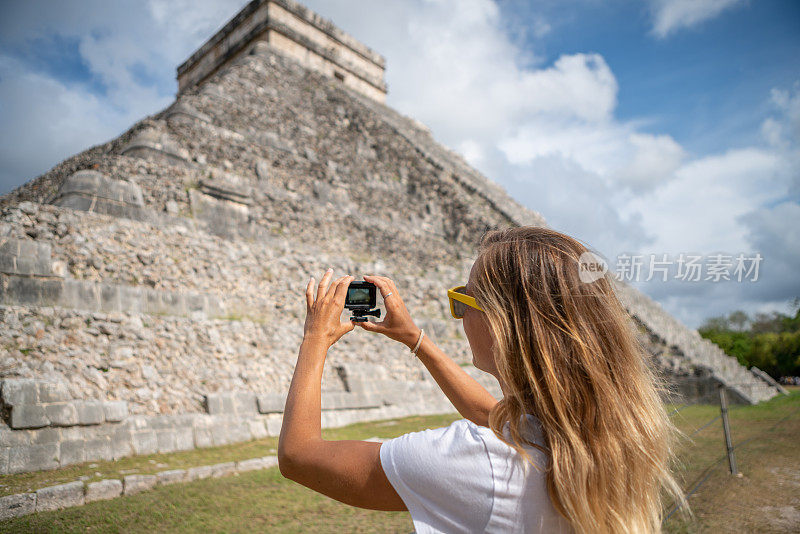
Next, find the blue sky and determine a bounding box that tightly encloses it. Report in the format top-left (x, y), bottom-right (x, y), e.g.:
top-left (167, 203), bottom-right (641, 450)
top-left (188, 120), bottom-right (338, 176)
top-left (0, 0), bottom-right (798, 328)
top-left (498, 0), bottom-right (800, 154)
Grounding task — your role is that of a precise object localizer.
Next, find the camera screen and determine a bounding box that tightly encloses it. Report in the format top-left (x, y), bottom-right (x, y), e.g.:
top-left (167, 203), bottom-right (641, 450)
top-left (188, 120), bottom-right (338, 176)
top-left (347, 287), bottom-right (371, 305)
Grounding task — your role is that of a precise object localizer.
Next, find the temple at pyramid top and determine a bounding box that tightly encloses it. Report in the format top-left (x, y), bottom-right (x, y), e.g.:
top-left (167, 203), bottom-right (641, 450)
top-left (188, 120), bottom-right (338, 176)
top-left (177, 0), bottom-right (388, 102)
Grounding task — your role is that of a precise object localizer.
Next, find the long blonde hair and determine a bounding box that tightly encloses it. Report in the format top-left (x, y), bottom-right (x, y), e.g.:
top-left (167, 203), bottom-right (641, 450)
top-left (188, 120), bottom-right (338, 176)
top-left (472, 226), bottom-right (686, 533)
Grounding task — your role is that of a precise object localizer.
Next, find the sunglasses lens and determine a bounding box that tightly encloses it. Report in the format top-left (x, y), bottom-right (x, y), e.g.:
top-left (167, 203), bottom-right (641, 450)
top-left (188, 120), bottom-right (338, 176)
top-left (452, 298), bottom-right (466, 318)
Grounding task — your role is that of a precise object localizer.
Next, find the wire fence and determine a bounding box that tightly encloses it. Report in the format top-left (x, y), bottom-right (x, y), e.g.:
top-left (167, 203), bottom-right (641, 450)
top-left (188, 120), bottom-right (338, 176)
top-left (661, 384), bottom-right (796, 526)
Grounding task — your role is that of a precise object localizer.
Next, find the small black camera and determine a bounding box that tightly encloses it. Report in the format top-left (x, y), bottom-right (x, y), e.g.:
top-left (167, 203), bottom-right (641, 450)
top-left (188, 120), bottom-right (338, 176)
top-left (345, 281), bottom-right (382, 322)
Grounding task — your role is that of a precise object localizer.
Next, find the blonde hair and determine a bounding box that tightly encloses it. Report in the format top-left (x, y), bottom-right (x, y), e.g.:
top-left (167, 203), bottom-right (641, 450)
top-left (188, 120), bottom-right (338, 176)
top-left (472, 226), bottom-right (686, 534)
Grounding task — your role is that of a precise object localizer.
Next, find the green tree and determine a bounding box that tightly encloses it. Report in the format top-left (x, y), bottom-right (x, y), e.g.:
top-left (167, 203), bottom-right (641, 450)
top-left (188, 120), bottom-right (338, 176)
top-left (728, 310), bottom-right (749, 331)
top-left (697, 300), bottom-right (800, 379)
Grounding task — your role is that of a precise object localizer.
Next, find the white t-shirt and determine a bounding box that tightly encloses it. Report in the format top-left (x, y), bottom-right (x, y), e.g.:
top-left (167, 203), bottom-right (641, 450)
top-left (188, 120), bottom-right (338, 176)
top-left (379, 414), bottom-right (574, 534)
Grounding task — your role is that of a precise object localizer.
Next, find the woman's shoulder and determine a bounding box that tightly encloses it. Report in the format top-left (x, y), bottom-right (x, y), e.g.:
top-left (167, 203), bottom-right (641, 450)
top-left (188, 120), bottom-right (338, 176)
top-left (381, 414), bottom-right (545, 461)
top-left (466, 413), bottom-right (543, 439)
top-left (379, 418), bottom-right (495, 496)
top-left (387, 417), bottom-right (491, 453)
top-left (464, 414), bottom-right (548, 458)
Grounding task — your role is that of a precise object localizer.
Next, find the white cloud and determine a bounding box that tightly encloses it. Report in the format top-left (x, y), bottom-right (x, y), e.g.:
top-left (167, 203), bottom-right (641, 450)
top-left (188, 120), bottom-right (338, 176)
top-left (621, 85), bottom-right (800, 326)
top-left (499, 119), bottom-right (626, 171)
top-left (0, 54), bottom-right (141, 191)
top-left (497, 121), bottom-right (685, 194)
top-left (457, 139), bottom-right (485, 167)
top-left (740, 201), bottom-right (800, 303)
top-left (764, 83), bottom-right (800, 149)
top-left (649, 0), bottom-right (746, 38)
top-left (624, 147), bottom-right (784, 255)
top-left (0, 0), bottom-right (238, 193)
top-left (511, 53), bottom-right (619, 123)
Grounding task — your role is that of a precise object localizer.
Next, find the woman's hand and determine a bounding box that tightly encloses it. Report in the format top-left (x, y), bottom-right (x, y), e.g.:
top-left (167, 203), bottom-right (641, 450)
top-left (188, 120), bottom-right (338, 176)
top-left (303, 269), bottom-right (356, 349)
top-left (356, 275), bottom-right (421, 349)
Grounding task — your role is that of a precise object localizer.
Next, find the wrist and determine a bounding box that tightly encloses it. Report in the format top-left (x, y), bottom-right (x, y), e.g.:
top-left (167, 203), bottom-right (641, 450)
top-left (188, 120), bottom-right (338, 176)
top-left (301, 335), bottom-right (330, 352)
top-left (404, 327), bottom-right (423, 350)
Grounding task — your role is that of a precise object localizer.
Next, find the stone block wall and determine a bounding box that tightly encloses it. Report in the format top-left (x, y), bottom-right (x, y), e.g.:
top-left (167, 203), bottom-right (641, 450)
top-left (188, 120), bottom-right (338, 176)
top-left (0, 363), bottom-right (502, 475)
top-left (1, 379), bottom-right (127, 430)
top-left (177, 0), bottom-right (387, 102)
top-left (0, 238), bottom-right (58, 278)
top-left (619, 284), bottom-right (777, 403)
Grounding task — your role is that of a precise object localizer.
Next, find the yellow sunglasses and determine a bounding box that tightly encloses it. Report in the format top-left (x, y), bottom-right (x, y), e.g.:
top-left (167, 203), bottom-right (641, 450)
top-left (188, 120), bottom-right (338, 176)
top-left (447, 285), bottom-right (483, 319)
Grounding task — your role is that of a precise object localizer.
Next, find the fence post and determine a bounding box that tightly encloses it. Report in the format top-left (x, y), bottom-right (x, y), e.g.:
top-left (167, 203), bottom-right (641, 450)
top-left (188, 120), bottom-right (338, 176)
top-left (718, 385), bottom-right (738, 475)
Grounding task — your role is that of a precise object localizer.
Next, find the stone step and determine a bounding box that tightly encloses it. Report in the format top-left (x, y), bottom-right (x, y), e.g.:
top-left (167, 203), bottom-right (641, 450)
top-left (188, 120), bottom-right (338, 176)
top-left (615, 281), bottom-right (779, 404)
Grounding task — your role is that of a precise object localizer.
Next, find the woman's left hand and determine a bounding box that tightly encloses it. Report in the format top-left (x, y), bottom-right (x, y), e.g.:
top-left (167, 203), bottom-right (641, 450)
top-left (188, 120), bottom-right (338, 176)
top-left (303, 269), bottom-right (356, 349)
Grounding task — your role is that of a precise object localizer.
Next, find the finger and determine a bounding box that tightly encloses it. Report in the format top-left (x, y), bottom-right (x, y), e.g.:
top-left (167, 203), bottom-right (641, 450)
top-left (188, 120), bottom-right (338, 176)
top-left (374, 275), bottom-right (398, 296)
top-left (383, 276), bottom-right (399, 294)
top-left (340, 319), bottom-right (356, 334)
top-left (317, 268), bottom-right (334, 301)
top-left (367, 276), bottom-right (401, 311)
top-left (325, 275), bottom-right (348, 302)
top-left (363, 275), bottom-right (393, 299)
top-left (306, 277), bottom-right (315, 312)
top-left (357, 319), bottom-right (386, 333)
top-left (333, 275), bottom-right (353, 304)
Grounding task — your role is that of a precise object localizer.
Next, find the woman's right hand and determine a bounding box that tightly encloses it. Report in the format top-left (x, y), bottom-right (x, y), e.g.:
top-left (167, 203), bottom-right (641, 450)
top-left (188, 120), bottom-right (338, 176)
top-left (356, 275), bottom-right (421, 349)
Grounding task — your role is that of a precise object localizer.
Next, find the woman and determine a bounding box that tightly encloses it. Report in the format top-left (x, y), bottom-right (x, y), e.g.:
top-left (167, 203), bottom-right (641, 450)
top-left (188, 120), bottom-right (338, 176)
top-left (278, 226), bottom-right (686, 533)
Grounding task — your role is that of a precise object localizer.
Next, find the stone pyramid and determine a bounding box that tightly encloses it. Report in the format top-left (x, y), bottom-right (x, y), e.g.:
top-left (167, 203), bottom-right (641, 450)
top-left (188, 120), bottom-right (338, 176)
top-left (0, 0), bottom-right (778, 475)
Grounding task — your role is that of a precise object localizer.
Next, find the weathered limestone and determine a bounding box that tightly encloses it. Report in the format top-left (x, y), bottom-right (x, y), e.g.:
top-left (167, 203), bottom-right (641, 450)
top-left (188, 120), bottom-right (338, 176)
top-left (50, 170), bottom-right (145, 221)
top-left (188, 188), bottom-right (251, 239)
top-left (120, 128), bottom-right (191, 167)
top-left (0, 275), bottom-right (226, 319)
top-left (0, 237), bottom-right (57, 277)
top-left (256, 393), bottom-right (287, 414)
top-left (157, 469), bottom-right (188, 485)
top-left (2, 454), bottom-right (281, 519)
top-left (85, 479), bottom-right (123, 503)
top-left (35, 481), bottom-right (85, 512)
top-left (205, 391), bottom-right (258, 416)
top-left (210, 461), bottom-right (236, 478)
top-left (0, 493), bottom-right (36, 520)
top-left (44, 403), bottom-right (79, 426)
top-left (1, 378), bottom-right (128, 430)
top-left (123, 474), bottom-right (157, 495)
top-left (7, 443), bottom-right (60, 474)
top-left (186, 464), bottom-right (214, 481)
top-left (198, 172), bottom-right (252, 205)
top-left (104, 401), bottom-right (129, 423)
top-left (236, 456), bottom-right (277, 472)
top-left (165, 101), bottom-right (212, 124)
top-left (177, 0), bottom-right (387, 102)
top-left (0, 373), bottom-right (463, 476)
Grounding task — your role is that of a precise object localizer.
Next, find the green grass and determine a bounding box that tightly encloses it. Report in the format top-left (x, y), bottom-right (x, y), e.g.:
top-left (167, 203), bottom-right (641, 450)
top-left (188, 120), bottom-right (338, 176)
top-left (2, 393), bottom-right (798, 532)
top-left (5, 468), bottom-right (412, 533)
top-left (0, 413), bottom-right (461, 499)
top-left (0, 413), bottom-right (461, 532)
top-left (664, 388), bottom-right (800, 533)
